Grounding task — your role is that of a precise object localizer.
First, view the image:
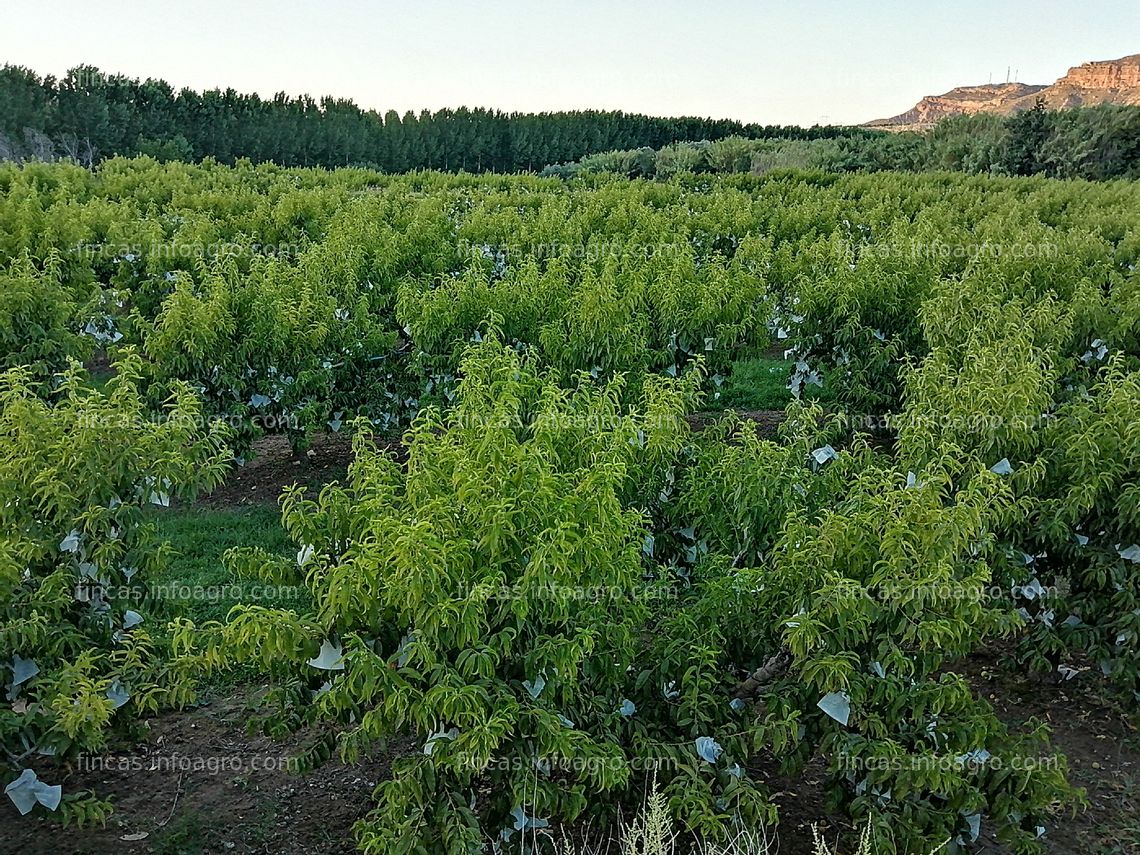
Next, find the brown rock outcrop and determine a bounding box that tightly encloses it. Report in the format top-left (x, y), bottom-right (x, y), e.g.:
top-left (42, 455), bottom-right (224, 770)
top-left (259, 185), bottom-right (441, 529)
top-left (1058, 55), bottom-right (1140, 91)
top-left (867, 53), bottom-right (1140, 129)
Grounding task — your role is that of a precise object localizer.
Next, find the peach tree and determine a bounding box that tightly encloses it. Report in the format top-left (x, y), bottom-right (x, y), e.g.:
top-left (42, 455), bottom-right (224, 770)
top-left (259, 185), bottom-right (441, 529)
top-left (673, 405), bottom-right (1078, 854)
top-left (172, 336), bottom-right (784, 853)
top-left (1, 352), bottom-right (229, 822)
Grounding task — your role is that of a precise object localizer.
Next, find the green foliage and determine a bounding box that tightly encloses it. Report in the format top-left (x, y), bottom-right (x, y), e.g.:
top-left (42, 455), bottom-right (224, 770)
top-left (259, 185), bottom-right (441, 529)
top-left (897, 265), bottom-right (1140, 696)
top-left (0, 251), bottom-right (94, 383)
top-left (0, 62), bottom-right (859, 172)
top-left (1025, 360), bottom-right (1140, 694)
top-left (1001, 100), bottom-right (1051, 177)
top-left (553, 103), bottom-right (1140, 182)
top-left (677, 416), bottom-right (1077, 852)
top-left (144, 252), bottom-right (408, 450)
top-left (1, 158), bottom-right (1137, 852)
top-left (2, 157), bottom-right (1135, 446)
top-left (173, 338), bottom-right (753, 854)
top-left (134, 134), bottom-right (194, 163)
top-left (0, 352), bottom-right (230, 816)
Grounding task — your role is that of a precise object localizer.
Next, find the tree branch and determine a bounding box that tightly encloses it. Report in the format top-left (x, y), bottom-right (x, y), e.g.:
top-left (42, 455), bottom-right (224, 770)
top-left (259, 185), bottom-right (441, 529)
top-left (731, 649), bottom-right (792, 699)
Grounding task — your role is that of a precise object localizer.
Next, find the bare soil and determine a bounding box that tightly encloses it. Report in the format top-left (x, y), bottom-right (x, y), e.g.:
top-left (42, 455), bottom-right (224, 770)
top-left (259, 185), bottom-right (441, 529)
top-left (1, 692), bottom-right (390, 855)
top-left (3, 657), bottom-right (1134, 855)
top-left (964, 648), bottom-right (1139, 855)
top-left (686, 409), bottom-right (787, 442)
top-left (194, 433), bottom-right (367, 509)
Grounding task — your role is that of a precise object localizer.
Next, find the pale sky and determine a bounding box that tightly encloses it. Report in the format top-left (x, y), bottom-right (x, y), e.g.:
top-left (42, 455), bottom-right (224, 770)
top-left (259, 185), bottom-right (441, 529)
top-left (2, 1), bottom-right (1137, 126)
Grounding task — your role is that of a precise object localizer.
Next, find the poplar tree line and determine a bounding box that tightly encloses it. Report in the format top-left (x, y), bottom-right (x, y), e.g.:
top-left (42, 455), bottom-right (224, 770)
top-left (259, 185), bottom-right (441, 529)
top-left (0, 64), bottom-right (863, 171)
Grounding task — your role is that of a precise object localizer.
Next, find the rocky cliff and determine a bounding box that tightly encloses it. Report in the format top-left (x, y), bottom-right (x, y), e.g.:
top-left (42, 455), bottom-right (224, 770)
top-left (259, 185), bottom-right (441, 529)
top-left (1059, 55), bottom-right (1140, 90)
top-left (867, 83), bottom-right (1045, 127)
top-left (867, 53), bottom-right (1140, 129)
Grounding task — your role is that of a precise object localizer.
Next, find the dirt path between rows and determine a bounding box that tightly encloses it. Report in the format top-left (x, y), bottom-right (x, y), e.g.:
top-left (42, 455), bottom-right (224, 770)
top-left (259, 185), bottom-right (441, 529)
top-left (3, 658), bottom-right (1134, 855)
top-left (193, 433), bottom-right (358, 509)
top-left (1, 691), bottom-right (390, 855)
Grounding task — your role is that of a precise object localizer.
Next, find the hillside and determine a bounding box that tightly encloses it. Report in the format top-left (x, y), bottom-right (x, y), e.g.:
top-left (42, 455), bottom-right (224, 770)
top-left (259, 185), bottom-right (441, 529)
top-left (868, 52), bottom-right (1140, 129)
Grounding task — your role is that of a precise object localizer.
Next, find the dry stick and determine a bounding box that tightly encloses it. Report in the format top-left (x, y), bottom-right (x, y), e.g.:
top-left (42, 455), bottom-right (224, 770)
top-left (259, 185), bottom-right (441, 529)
top-left (731, 649), bottom-right (792, 699)
top-left (157, 771), bottom-right (186, 828)
top-left (3, 745), bottom-right (36, 766)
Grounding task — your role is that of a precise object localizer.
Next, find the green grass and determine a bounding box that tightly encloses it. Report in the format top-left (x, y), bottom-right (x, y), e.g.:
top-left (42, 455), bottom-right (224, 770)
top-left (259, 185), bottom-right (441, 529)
top-left (716, 358), bottom-right (794, 411)
top-left (86, 369), bottom-right (116, 394)
top-left (147, 505), bottom-right (300, 625)
top-left (145, 505), bottom-right (304, 692)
